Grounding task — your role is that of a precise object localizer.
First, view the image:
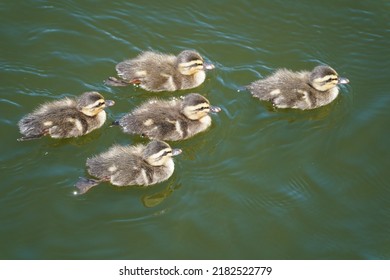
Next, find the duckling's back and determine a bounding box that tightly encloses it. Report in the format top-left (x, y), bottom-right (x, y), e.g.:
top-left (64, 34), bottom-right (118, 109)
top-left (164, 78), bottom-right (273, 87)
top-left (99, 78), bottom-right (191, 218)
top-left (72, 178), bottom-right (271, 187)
top-left (86, 144), bottom-right (173, 186)
top-left (18, 99), bottom-right (81, 139)
top-left (247, 69), bottom-right (316, 109)
top-left (87, 145), bottom-right (141, 186)
top-left (18, 98), bottom-right (107, 140)
top-left (248, 69), bottom-right (309, 97)
top-left (119, 99), bottom-right (190, 140)
top-left (116, 51), bottom-right (178, 91)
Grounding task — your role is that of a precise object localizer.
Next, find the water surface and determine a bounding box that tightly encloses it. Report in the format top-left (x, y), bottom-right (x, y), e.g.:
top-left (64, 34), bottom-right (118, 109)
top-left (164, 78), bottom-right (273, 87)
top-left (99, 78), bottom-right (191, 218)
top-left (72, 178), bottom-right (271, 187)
top-left (1, 0), bottom-right (389, 259)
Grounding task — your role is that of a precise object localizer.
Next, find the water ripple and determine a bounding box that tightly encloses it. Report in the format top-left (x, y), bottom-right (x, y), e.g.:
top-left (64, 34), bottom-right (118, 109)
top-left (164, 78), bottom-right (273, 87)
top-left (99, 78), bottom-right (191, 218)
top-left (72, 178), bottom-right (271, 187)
top-left (0, 61), bottom-right (51, 78)
top-left (1, 0), bottom-right (389, 260)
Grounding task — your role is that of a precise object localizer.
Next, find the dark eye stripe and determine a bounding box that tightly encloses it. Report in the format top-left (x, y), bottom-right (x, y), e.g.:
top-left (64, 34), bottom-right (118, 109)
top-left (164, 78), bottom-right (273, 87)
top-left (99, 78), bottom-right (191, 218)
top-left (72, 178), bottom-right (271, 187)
top-left (94, 102), bottom-right (105, 107)
top-left (186, 62), bottom-right (203, 68)
top-left (161, 150), bottom-right (172, 157)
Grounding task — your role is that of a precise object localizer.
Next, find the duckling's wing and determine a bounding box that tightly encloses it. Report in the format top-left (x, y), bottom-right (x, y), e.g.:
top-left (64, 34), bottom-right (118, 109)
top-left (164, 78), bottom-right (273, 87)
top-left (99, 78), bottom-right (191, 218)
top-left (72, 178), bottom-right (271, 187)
top-left (115, 52), bottom-right (161, 82)
top-left (86, 147), bottom-right (120, 179)
top-left (45, 109), bottom-right (89, 138)
top-left (116, 52), bottom-right (177, 91)
top-left (142, 54), bottom-right (177, 91)
top-left (86, 145), bottom-right (144, 186)
top-left (248, 70), bottom-right (304, 98)
top-left (18, 99), bottom-right (84, 139)
top-left (119, 100), bottom-right (182, 140)
top-left (262, 70), bottom-right (315, 109)
top-left (247, 70), bottom-right (288, 100)
top-left (119, 110), bottom-right (177, 139)
top-left (48, 123), bottom-right (80, 138)
top-left (111, 159), bottom-right (151, 186)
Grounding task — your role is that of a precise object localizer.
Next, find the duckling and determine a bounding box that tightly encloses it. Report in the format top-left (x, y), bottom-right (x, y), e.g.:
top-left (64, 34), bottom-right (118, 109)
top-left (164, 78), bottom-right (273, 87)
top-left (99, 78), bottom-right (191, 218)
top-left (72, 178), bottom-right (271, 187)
top-left (74, 140), bottom-right (182, 194)
top-left (115, 93), bottom-right (221, 141)
top-left (17, 91), bottom-right (115, 141)
top-left (246, 65), bottom-right (349, 110)
top-left (105, 50), bottom-right (215, 92)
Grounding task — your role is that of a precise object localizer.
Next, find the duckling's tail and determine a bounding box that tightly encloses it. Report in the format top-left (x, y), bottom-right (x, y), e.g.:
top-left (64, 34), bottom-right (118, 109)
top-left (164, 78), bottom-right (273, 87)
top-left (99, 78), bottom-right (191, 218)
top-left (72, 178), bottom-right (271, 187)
top-left (237, 85), bottom-right (250, 93)
top-left (104, 77), bottom-right (131, 87)
top-left (17, 134), bottom-right (43, 141)
top-left (74, 177), bottom-right (101, 195)
top-left (111, 120), bottom-right (120, 126)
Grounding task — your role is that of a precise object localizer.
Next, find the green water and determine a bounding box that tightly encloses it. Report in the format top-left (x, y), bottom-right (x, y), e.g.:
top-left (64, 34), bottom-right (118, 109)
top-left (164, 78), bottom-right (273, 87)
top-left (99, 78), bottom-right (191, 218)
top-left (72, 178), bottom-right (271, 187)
top-left (1, 0), bottom-right (389, 259)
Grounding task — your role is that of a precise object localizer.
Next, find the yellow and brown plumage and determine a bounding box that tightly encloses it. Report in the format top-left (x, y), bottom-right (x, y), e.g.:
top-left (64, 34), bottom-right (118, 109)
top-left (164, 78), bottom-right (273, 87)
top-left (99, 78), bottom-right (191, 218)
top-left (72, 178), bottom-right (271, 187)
top-left (116, 93), bottom-right (221, 141)
top-left (18, 91), bottom-right (114, 141)
top-left (247, 65), bottom-right (349, 110)
top-left (74, 140), bottom-right (182, 194)
top-left (105, 50), bottom-right (215, 92)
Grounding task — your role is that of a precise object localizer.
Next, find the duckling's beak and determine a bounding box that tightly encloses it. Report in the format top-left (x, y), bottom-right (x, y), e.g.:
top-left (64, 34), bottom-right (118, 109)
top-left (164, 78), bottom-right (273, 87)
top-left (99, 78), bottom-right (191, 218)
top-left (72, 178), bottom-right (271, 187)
top-left (105, 100), bottom-right (115, 107)
top-left (203, 62), bottom-right (215, 70)
top-left (338, 77), bottom-right (349, 84)
top-left (171, 148), bottom-right (182, 156)
top-left (210, 105), bottom-right (221, 113)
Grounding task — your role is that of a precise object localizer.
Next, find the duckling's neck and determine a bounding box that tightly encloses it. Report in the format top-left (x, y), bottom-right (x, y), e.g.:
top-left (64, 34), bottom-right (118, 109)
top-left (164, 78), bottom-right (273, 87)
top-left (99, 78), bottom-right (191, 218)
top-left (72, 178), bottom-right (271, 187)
top-left (199, 115), bottom-right (211, 126)
top-left (95, 110), bottom-right (107, 125)
top-left (193, 71), bottom-right (206, 86)
top-left (326, 87), bottom-right (340, 102)
top-left (180, 71), bottom-right (206, 90)
top-left (145, 158), bottom-right (175, 181)
top-left (155, 158), bottom-right (175, 183)
top-left (308, 83), bottom-right (340, 106)
top-left (307, 81), bottom-right (316, 90)
top-left (164, 158), bottom-right (174, 170)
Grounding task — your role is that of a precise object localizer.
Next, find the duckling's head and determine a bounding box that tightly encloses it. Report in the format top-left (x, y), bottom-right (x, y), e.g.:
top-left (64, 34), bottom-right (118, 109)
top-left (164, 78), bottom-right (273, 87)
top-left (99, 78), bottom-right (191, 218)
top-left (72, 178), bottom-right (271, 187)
top-left (181, 93), bottom-right (221, 120)
top-left (176, 50), bottom-right (215, 76)
top-left (143, 140), bottom-right (182, 166)
top-left (77, 91), bottom-right (115, 117)
top-left (309, 66), bottom-right (349, 92)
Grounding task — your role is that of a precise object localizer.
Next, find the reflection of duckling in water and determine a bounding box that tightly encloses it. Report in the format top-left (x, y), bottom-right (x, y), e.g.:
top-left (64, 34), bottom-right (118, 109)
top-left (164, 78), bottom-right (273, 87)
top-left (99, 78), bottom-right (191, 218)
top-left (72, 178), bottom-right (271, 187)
top-left (105, 50), bottom-right (215, 92)
top-left (74, 140), bottom-right (182, 195)
top-left (247, 65), bottom-right (349, 110)
top-left (115, 93), bottom-right (221, 141)
top-left (18, 91), bottom-right (114, 141)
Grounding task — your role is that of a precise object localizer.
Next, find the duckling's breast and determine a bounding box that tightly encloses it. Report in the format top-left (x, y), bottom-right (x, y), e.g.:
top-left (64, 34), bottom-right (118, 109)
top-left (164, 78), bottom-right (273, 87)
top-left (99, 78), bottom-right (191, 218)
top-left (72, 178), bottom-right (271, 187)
top-left (198, 115), bottom-right (212, 128)
top-left (86, 110), bottom-right (107, 133)
top-left (154, 159), bottom-right (175, 183)
top-left (181, 71), bottom-right (206, 90)
top-left (193, 71), bottom-right (206, 87)
top-left (326, 87), bottom-right (340, 103)
top-left (182, 115), bottom-right (212, 139)
top-left (135, 159), bottom-right (175, 186)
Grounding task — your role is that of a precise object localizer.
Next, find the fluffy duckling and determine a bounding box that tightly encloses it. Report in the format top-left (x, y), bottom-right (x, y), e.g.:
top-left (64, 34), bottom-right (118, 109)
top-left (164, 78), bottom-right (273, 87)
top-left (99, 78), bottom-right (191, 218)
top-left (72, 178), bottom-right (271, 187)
top-left (116, 93), bottom-right (221, 141)
top-left (74, 140), bottom-right (182, 194)
top-left (247, 65), bottom-right (349, 110)
top-left (105, 50), bottom-right (215, 92)
top-left (18, 91), bottom-right (115, 141)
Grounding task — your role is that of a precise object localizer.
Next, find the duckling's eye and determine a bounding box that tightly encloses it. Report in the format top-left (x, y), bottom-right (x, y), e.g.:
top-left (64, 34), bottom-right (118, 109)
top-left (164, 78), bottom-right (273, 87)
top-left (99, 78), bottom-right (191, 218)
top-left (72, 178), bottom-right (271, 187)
top-left (187, 63), bottom-right (203, 69)
top-left (94, 101), bottom-right (105, 107)
top-left (326, 77), bottom-right (337, 83)
top-left (162, 150), bottom-right (172, 157)
top-left (198, 106), bottom-right (209, 111)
